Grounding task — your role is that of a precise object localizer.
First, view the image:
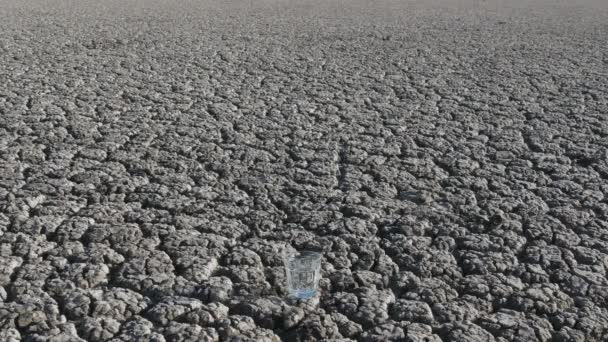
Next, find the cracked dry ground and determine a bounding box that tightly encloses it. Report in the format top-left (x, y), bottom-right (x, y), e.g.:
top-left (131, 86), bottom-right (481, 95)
top-left (1, 0), bottom-right (608, 341)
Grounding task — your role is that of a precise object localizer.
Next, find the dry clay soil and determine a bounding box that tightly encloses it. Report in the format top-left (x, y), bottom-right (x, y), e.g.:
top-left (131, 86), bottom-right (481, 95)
top-left (1, 0), bottom-right (608, 341)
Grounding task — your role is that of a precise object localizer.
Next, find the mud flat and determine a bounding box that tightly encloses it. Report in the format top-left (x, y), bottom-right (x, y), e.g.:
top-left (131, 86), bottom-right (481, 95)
top-left (0, 0), bottom-right (607, 341)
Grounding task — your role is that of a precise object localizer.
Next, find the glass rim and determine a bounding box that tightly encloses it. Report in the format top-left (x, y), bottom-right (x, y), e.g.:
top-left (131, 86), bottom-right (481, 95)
top-left (283, 248), bottom-right (322, 260)
top-left (297, 250), bottom-right (322, 258)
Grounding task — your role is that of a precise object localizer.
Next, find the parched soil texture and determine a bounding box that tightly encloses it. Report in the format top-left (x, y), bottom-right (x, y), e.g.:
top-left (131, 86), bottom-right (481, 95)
top-left (1, 0), bottom-right (607, 341)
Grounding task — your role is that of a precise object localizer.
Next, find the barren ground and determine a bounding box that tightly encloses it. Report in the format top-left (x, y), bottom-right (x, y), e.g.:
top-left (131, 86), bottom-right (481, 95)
top-left (1, 0), bottom-right (608, 341)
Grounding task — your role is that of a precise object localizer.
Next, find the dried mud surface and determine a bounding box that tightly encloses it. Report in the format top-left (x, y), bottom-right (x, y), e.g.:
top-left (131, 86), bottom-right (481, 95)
top-left (1, 0), bottom-right (608, 341)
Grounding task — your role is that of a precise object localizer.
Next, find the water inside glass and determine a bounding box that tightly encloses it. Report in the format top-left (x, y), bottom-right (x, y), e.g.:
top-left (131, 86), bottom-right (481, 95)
top-left (283, 249), bottom-right (322, 299)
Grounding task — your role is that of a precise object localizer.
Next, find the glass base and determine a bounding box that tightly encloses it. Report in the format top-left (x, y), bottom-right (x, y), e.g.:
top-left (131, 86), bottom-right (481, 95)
top-left (291, 288), bottom-right (317, 299)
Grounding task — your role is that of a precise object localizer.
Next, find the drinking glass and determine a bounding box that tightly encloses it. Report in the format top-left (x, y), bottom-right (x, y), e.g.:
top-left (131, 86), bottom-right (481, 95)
top-left (283, 248), bottom-right (322, 300)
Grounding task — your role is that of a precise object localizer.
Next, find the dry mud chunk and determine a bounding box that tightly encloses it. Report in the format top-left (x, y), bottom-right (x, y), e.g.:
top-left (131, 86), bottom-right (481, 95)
top-left (145, 296), bottom-right (204, 326)
top-left (301, 210), bottom-right (344, 232)
top-left (60, 262), bottom-right (109, 289)
top-left (0, 256), bottom-right (22, 286)
top-left (549, 207), bottom-right (595, 234)
top-left (222, 265), bottom-right (270, 297)
top-left (521, 245), bottom-right (570, 272)
top-left (573, 304), bottom-right (608, 340)
top-left (402, 278), bottom-right (459, 305)
top-left (172, 215), bottom-right (207, 231)
top-left (10, 261), bottom-right (55, 297)
top-left (524, 216), bottom-right (575, 247)
top-left (408, 248), bottom-right (460, 279)
top-left (587, 284), bottom-right (608, 307)
top-left (231, 297), bottom-right (285, 329)
top-left (406, 323), bottom-right (442, 342)
top-left (372, 249), bottom-right (400, 283)
top-left (503, 284), bottom-right (574, 316)
top-left (458, 250), bottom-right (519, 275)
top-left (242, 239), bottom-right (285, 267)
top-left (194, 216), bottom-right (250, 240)
top-left (170, 275), bottom-right (198, 298)
top-left (15, 308), bottom-right (50, 334)
top-left (551, 269), bottom-right (591, 298)
top-left (572, 246), bottom-right (607, 267)
top-left (390, 299), bottom-right (434, 324)
top-left (26, 322), bottom-right (85, 342)
top-left (110, 316), bottom-right (165, 342)
top-left (552, 326), bottom-right (586, 342)
top-left (176, 256), bottom-right (218, 284)
top-left (0, 303), bottom-right (20, 331)
top-left (128, 212), bottom-right (173, 232)
top-left (13, 292), bottom-right (62, 328)
top-left (477, 309), bottom-right (553, 342)
top-left (458, 274), bottom-right (525, 301)
top-left (13, 215), bottom-right (66, 236)
top-left (75, 204), bottom-right (131, 225)
top-left (0, 213), bottom-right (9, 231)
top-left (283, 306), bottom-right (306, 330)
top-left (440, 321), bottom-right (496, 342)
top-left (53, 216), bottom-right (94, 242)
top-left (382, 235), bottom-right (432, 266)
top-left (353, 271), bottom-right (386, 290)
top-left (223, 247), bottom-right (263, 267)
top-left (19, 146), bottom-right (46, 163)
top-left (514, 263), bottom-right (550, 284)
top-left (12, 234), bottom-right (57, 259)
top-left (455, 234), bottom-right (506, 253)
top-left (0, 328), bottom-right (20, 342)
top-left (359, 320), bottom-right (408, 342)
top-left (330, 312), bottom-right (363, 338)
top-left (217, 315), bottom-right (280, 341)
top-left (179, 302), bottom-right (229, 326)
top-left (70, 243), bottom-right (125, 266)
top-left (91, 287), bottom-right (150, 320)
top-left (322, 217), bottom-right (379, 238)
top-left (78, 316), bottom-right (121, 342)
top-left (76, 148), bottom-right (107, 161)
top-left (391, 271), bottom-right (421, 294)
top-left (340, 288), bottom-right (396, 328)
top-left (59, 288), bottom-right (92, 320)
top-left (347, 240), bottom-right (383, 272)
top-left (326, 291), bottom-right (359, 318)
top-left (281, 311), bottom-right (341, 341)
top-left (432, 295), bottom-right (489, 323)
top-left (161, 231), bottom-right (232, 260)
top-left (114, 252), bottom-right (175, 298)
top-left (218, 315), bottom-right (255, 339)
top-left (197, 276), bottom-right (234, 303)
top-left (162, 322), bottom-right (219, 342)
top-left (83, 223), bottom-right (144, 255)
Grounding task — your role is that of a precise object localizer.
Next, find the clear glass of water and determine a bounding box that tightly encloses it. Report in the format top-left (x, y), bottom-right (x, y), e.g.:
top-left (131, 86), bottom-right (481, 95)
top-left (283, 248), bottom-right (322, 300)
